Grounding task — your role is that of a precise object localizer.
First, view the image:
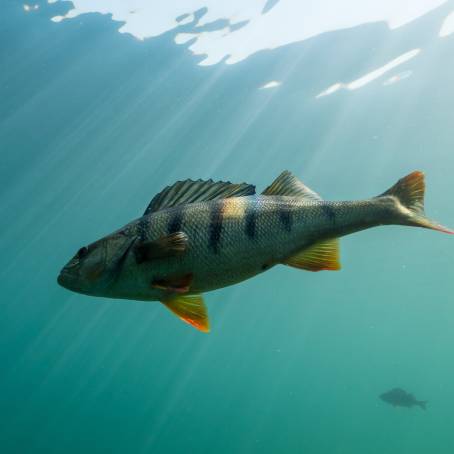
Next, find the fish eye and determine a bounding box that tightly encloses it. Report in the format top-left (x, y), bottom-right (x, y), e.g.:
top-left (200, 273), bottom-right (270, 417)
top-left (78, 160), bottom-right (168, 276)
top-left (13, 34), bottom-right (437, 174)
top-left (77, 246), bottom-right (88, 259)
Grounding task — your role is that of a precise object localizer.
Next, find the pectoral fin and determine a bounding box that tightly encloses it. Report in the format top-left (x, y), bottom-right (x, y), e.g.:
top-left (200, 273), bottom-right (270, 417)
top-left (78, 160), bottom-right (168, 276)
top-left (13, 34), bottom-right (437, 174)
top-left (283, 239), bottom-right (341, 271)
top-left (161, 294), bottom-right (210, 333)
top-left (134, 232), bottom-right (188, 263)
top-left (152, 273), bottom-right (193, 294)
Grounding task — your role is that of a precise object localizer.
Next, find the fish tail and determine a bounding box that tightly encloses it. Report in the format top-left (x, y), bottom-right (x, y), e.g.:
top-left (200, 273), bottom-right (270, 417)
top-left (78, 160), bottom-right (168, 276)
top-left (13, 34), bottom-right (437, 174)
top-left (418, 400), bottom-right (428, 410)
top-left (379, 171), bottom-right (454, 234)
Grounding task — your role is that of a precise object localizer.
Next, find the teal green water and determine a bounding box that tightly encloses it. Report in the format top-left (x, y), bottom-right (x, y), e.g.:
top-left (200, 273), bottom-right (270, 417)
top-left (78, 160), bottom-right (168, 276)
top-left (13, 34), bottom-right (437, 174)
top-left (2, 1), bottom-right (454, 453)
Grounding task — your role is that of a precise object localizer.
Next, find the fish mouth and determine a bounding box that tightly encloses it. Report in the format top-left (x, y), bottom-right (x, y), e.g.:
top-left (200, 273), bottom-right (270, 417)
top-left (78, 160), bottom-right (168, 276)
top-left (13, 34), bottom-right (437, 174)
top-left (57, 268), bottom-right (81, 292)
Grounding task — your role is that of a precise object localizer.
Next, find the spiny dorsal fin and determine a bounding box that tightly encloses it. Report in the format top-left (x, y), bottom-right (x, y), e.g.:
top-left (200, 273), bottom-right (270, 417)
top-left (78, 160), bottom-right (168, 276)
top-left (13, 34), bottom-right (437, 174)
top-left (162, 294), bottom-right (210, 333)
top-left (283, 239), bottom-right (340, 271)
top-left (144, 179), bottom-right (256, 215)
top-left (134, 232), bottom-right (188, 263)
top-left (262, 171), bottom-right (322, 201)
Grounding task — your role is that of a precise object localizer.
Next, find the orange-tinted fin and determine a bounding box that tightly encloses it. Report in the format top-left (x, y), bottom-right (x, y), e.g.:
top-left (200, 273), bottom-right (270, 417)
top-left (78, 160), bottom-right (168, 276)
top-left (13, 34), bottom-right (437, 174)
top-left (283, 239), bottom-right (341, 271)
top-left (161, 294), bottom-right (210, 333)
top-left (380, 171), bottom-right (454, 234)
top-left (381, 171), bottom-right (425, 213)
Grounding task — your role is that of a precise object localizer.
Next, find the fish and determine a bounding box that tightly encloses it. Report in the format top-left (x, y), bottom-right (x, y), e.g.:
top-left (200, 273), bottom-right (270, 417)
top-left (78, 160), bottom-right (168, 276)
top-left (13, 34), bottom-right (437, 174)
top-left (379, 388), bottom-right (427, 410)
top-left (57, 170), bottom-right (452, 332)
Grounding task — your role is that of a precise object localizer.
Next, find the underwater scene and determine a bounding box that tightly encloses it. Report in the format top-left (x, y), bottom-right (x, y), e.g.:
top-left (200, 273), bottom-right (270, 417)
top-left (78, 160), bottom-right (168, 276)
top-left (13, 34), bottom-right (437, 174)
top-left (2, 1), bottom-right (454, 452)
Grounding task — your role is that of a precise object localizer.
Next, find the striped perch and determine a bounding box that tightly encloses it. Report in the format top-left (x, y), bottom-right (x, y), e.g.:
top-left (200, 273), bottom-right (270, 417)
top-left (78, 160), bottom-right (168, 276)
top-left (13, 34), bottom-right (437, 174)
top-left (58, 170), bottom-right (452, 332)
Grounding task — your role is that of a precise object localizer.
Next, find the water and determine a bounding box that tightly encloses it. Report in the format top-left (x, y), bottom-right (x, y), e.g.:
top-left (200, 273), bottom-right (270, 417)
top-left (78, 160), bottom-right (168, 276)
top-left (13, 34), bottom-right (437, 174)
top-left (1, 1), bottom-right (454, 452)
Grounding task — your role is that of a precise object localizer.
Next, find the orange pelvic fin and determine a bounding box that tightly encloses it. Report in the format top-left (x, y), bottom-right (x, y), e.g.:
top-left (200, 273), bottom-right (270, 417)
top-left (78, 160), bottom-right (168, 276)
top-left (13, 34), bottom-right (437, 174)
top-left (161, 294), bottom-right (210, 333)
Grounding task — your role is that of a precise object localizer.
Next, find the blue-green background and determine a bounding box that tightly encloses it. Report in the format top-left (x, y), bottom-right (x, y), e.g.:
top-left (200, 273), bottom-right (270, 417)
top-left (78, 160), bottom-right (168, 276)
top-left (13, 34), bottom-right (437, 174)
top-left (1, 1), bottom-right (454, 452)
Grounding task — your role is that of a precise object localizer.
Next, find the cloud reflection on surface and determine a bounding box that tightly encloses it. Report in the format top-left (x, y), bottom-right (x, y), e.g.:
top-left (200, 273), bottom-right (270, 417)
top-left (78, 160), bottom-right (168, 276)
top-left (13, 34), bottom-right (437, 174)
top-left (439, 10), bottom-right (454, 36)
top-left (316, 49), bottom-right (420, 98)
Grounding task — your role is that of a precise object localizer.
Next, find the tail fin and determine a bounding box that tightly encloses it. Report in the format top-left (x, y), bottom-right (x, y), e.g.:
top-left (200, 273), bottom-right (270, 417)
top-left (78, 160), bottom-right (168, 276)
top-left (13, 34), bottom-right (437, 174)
top-left (380, 171), bottom-right (454, 234)
top-left (418, 401), bottom-right (428, 410)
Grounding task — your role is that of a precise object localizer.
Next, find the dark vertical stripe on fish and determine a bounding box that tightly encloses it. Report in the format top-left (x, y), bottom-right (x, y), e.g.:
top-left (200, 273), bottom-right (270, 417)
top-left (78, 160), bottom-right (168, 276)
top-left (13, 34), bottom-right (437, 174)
top-left (279, 203), bottom-right (293, 232)
top-left (167, 206), bottom-right (184, 234)
top-left (321, 204), bottom-right (336, 223)
top-left (245, 200), bottom-right (258, 239)
top-left (138, 218), bottom-right (148, 241)
top-left (209, 201), bottom-right (223, 254)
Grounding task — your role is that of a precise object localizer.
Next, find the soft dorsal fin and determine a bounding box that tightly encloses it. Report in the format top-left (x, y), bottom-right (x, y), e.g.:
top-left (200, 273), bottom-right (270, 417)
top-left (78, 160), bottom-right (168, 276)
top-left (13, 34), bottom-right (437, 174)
top-left (162, 294), bottom-right (210, 333)
top-left (262, 171), bottom-right (322, 201)
top-left (283, 239), bottom-right (340, 271)
top-left (144, 179), bottom-right (256, 215)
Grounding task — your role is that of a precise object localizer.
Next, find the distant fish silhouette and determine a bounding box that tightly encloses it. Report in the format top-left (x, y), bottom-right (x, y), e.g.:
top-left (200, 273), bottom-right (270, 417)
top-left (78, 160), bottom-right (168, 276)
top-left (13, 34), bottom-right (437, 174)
top-left (379, 388), bottom-right (427, 410)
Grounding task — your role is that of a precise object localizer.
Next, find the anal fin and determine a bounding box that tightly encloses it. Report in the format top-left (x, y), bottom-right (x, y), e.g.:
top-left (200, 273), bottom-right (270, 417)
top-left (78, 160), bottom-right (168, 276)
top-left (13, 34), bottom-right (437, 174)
top-left (161, 294), bottom-right (210, 333)
top-left (283, 239), bottom-right (341, 272)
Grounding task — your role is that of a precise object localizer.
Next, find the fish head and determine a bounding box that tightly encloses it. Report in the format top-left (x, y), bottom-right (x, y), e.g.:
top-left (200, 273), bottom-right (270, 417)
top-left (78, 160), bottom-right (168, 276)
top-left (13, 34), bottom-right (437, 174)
top-left (58, 230), bottom-right (134, 296)
top-left (379, 392), bottom-right (391, 402)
